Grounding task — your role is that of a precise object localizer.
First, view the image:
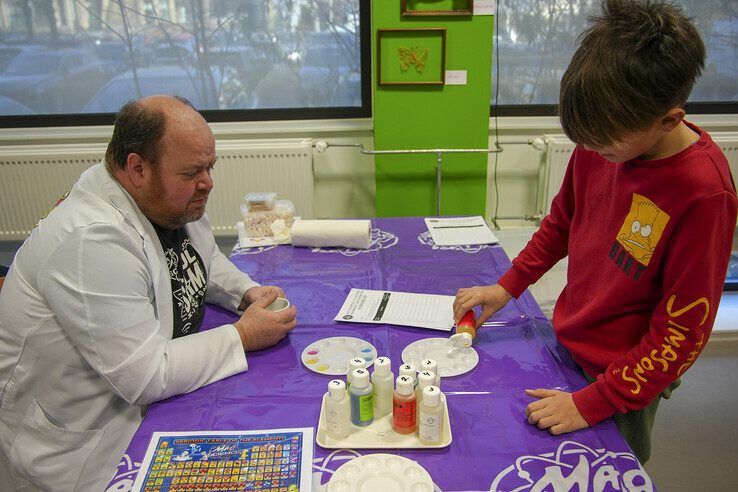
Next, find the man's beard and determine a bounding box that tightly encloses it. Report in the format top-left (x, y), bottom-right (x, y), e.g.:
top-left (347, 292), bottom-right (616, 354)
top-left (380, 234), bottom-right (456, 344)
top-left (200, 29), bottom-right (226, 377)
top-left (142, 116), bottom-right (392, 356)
top-left (139, 170), bottom-right (208, 229)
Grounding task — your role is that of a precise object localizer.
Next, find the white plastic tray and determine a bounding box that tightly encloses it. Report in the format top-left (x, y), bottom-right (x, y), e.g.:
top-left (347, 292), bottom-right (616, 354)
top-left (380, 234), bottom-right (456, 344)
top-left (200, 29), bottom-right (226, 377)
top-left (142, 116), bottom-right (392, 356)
top-left (316, 393), bottom-right (452, 449)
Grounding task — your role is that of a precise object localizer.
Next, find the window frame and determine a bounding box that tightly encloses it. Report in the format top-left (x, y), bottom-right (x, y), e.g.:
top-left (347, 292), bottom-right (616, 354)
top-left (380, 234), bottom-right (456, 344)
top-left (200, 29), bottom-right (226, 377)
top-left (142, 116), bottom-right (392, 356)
top-left (0, 4), bottom-right (372, 128)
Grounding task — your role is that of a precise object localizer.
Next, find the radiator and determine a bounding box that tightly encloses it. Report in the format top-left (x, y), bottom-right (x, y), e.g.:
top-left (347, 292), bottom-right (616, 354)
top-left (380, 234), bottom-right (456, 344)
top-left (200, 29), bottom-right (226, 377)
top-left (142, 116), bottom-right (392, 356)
top-left (0, 139), bottom-right (314, 240)
top-left (540, 132), bottom-right (738, 215)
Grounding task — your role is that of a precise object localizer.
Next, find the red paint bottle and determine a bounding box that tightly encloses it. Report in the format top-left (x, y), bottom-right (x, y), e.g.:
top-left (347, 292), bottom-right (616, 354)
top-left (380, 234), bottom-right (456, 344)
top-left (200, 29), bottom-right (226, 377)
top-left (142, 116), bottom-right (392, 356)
top-left (456, 310), bottom-right (477, 338)
top-left (392, 375), bottom-right (417, 434)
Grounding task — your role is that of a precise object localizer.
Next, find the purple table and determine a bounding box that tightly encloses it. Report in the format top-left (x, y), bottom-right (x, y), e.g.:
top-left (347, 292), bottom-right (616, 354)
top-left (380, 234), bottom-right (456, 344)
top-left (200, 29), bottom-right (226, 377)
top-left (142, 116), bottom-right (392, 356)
top-left (107, 218), bottom-right (653, 491)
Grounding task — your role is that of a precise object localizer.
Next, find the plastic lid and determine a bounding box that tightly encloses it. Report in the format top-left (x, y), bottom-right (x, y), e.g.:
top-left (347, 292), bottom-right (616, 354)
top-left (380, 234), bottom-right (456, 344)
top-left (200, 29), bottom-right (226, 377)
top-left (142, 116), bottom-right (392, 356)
top-left (349, 358), bottom-right (367, 371)
top-left (396, 375), bottom-right (415, 396)
top-left (352, 369), bottom-right (370, 388)
top-left (373, 357), bottom-right (391, 375)
top-left (421, 359), bottom-right (437, 372)
top-left (417, 371), bottom-right (436, 389)
top-left (422, 385), bottom-right (441, 407)
top-left (399, 363), bottom-right (416, 378)
top-left (328, 379), bottom-right (347, 400)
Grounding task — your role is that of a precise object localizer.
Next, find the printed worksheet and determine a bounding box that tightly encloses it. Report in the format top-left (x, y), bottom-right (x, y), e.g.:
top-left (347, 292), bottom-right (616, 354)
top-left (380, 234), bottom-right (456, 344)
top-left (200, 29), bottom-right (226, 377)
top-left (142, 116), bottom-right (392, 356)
top-left (335, 289), bottom-right (454, 331)
top-left (131, 428), bottom-right (313, 492)
top-left (424, 216), bottom-right (499, 246)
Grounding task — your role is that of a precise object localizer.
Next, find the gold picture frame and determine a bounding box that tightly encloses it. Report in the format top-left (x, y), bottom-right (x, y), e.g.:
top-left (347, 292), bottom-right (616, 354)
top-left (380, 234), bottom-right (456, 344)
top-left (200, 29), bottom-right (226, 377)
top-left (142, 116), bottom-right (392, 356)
top-left (377, 28), bottom-right (447, 86)
top-left (401, 0), bottom-right (473, 17)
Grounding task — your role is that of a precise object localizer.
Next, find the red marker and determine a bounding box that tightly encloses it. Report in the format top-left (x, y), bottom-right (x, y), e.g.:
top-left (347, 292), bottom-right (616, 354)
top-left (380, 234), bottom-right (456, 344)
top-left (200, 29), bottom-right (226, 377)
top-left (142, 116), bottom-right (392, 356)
top-left (456, 310), bottom-right (476, 338)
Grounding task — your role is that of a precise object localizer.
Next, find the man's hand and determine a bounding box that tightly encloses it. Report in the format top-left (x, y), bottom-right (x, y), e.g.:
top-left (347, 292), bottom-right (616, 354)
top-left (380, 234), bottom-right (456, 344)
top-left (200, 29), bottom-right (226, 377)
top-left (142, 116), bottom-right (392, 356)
top-left (524, 388), bottom-right (589, 435)
top-left (234, 289), bottom-right (296, 352)
top-left (238, 285), bottom-right (286, 311)
top-left (453, 284), bottom-right (512, 328)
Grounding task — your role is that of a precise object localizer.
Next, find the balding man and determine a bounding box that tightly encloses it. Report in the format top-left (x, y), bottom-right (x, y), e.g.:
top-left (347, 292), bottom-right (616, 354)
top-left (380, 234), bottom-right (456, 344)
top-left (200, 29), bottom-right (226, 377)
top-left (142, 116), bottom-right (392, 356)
top-left (0, 96), bottom-right (297, 490)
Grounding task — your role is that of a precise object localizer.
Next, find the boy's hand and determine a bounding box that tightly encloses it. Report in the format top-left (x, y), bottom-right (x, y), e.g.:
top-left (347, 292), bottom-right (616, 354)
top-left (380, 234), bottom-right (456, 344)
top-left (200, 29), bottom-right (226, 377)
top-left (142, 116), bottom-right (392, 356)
top-left (453, 284), bottom-right (512, 328)
top-left (524, 388), bottom-right (589, 435)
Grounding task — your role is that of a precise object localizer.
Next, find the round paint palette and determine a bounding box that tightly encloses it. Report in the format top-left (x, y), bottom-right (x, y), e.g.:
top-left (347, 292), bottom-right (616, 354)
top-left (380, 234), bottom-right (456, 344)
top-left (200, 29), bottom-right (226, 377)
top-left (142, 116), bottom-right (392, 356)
top-left (327, 453), bottom-right (434, 492)
top-left (301, 337), bottom-right (378, 376)
top-left (402, 338), bottom-right (479, 377)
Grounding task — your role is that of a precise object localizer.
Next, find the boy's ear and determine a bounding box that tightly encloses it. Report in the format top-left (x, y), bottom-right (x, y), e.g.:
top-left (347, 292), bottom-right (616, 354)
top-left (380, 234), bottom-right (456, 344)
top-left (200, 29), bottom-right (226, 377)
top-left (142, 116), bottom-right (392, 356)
top-left (658, 108), bottom-right (686, 132)
top-left (126, 153), bottom-right (147, 188)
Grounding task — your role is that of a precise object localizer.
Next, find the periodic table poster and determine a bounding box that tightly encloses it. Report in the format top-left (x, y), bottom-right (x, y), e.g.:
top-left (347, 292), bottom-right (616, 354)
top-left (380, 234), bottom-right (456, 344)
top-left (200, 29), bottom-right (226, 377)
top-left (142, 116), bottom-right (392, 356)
top-left (131, 428), bottom-right (313, 492)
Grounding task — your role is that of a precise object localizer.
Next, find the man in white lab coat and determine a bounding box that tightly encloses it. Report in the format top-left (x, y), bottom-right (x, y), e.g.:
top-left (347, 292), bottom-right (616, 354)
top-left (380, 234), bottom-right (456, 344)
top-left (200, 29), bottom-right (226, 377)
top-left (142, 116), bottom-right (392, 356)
top-left (0, 95), bottom-right (297, 490)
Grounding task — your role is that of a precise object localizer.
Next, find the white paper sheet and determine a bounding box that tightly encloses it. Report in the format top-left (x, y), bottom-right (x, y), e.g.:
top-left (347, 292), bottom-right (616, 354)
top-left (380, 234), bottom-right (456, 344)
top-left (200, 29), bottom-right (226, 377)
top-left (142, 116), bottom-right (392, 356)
top-left (334, 288), bottom-right (454, 331)
top-left (424, 216), bottom-right (499, 246)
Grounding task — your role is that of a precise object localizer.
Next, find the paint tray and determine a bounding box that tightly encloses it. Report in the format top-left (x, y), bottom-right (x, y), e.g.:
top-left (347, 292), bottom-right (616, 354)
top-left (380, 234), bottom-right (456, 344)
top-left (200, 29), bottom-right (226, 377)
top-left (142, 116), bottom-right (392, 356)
top-left (315, 393), bottom-right (452, 449)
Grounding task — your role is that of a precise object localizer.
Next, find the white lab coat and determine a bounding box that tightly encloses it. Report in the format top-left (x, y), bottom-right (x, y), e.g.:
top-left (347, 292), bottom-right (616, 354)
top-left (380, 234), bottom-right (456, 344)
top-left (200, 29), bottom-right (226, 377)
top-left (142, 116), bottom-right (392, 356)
top-left (0, 162), bottom-right (258, 490)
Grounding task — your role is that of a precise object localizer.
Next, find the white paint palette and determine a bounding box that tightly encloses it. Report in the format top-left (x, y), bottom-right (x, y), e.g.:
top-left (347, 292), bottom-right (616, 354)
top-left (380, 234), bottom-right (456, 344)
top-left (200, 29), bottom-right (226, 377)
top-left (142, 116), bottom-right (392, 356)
top-left (326, 453), bottom-right (434, 492)
top-left (402, 338), bottom-right (479, 377)
top-left (301, 337), bottom-right (378, 376)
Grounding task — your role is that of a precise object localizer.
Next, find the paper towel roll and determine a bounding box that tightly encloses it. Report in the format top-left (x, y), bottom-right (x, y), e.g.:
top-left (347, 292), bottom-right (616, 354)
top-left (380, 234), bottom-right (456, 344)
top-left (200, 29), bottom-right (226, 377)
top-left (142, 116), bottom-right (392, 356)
top-left (291, 220), bottom-right (371, 249)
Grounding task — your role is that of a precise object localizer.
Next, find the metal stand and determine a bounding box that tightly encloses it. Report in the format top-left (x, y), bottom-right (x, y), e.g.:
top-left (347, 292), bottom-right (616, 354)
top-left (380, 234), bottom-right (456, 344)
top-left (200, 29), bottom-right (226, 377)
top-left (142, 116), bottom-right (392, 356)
top-left (314, 141), bottom-right (504, 216)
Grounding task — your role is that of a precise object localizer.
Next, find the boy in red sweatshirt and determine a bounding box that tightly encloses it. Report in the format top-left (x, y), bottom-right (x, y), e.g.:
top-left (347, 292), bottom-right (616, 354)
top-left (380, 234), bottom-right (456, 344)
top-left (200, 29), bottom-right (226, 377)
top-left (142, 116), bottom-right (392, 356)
top-left (453, 0), bottom-right (737, 463)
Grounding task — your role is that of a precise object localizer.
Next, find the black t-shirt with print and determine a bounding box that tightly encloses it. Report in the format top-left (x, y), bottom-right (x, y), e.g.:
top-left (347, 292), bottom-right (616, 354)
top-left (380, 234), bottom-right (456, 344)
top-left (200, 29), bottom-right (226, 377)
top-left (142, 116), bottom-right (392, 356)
top-left (152, 223), bottom-right (207, 339)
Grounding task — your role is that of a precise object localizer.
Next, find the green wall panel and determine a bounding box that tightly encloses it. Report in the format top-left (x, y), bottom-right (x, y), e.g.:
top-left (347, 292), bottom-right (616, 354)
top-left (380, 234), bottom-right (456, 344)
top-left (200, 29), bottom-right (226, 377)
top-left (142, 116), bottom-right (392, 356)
top-left (372, 3), bottom-right (494, 217)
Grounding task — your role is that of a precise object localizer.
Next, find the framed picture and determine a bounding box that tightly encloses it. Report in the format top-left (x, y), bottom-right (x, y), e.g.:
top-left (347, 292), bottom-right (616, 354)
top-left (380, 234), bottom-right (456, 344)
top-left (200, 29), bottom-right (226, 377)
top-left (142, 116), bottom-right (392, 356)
top-left (377, 28), bottom-right (447, 86)
top-left (401, 0), bottom-right (473, 16)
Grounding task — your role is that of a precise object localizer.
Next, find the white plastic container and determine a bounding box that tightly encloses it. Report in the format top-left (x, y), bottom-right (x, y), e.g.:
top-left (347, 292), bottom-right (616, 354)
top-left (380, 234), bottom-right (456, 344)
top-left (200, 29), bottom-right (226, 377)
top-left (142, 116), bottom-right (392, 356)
top-left (418, 385), bottom-right (444, 445)
top-left (421, 358), bottom-right (441, 387)
top-left (371, 356), bottom-right (394, 417)
top-left (415, 370), bottom-right (436, 410)
top-left (347, 357), bottom-right (366, 388)
top-left (324, 379), bottom-right (350, 440)
top-left (398, 363), bottom-right (417, 387)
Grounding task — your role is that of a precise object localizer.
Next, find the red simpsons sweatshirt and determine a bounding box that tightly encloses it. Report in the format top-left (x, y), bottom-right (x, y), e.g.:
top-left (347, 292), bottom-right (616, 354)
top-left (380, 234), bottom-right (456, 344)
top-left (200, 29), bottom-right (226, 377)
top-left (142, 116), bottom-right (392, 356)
top-left (499, 122), bottom-right (738, 425)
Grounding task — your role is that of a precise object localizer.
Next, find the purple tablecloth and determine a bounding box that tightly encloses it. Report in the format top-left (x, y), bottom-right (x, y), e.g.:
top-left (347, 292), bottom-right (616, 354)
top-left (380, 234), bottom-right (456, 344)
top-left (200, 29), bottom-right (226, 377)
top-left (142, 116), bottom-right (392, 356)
top-left (106, 217), bottom-right (653, 491)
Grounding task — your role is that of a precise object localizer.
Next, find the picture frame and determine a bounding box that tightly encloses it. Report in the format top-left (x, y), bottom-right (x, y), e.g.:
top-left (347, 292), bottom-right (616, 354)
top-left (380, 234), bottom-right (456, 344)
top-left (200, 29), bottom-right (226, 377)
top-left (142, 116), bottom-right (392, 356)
top-left (377, 28), bottom-right (447, 86)
top-left (401, 0), bottom-right (473, 17)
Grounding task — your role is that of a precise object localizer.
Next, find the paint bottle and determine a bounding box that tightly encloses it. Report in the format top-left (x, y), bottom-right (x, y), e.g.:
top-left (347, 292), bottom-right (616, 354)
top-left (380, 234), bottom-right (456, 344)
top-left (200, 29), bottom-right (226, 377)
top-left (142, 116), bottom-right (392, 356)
top-left (347, 357), bottom-right (366, 389)
top-left (371, 356), bottom-right (394, 417)
top-left (324, 379), bottom-right (350, 440)
top-left (415, 370), bottom-right (436, 411)
top-left (399, 363), bottom-right (417, 387)
top-left (421, 358), bottom-right (441, 387)
top-left (418, 385), bottom-right (444, 445)
top-left (456, 310), bottom-right (477, 339)
top-left (349, 368), bottom-right (374, 427)
top-left (393, 375), bottom-right (417, 434)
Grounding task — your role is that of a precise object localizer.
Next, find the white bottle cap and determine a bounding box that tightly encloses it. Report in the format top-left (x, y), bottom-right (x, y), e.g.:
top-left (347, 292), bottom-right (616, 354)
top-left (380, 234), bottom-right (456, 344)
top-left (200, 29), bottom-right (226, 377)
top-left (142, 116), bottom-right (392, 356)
top-left (399, 363), bottom-right (416, 378)
top-left (328, 379), bottom-right (347, 400)
top-left (352, 368), bottom-right (370, 388)
top-left (417, 370), bottom-right (436, 389)
top-left (349, 358), bottom-right (367, 372)
top-left (373, 356), bottom-right (391, 375)
top-left (422, 385), bottom-right (441, 407)
top-left (421, 358), bottom-right (438, 373)
top-left (396, 375), bottom-right (415, 396)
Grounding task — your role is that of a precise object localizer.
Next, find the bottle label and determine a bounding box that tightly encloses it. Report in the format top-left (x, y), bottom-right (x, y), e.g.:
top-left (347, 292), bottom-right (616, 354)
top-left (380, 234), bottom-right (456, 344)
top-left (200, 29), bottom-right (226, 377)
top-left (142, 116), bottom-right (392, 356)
top-left (393, 399), bottom-right (416, 428)
top-left (419, 410), bottom-right (440, 442)
top-left (358, 393), bottom-right (373, 422)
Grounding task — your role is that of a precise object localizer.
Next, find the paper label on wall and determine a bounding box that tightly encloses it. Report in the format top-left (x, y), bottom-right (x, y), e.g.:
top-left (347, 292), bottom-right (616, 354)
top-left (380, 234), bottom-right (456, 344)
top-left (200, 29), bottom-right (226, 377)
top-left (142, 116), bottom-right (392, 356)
top-left (474, 0), bottom-right (496, 15)
top-left (445, 70), bottom-right (468, 85)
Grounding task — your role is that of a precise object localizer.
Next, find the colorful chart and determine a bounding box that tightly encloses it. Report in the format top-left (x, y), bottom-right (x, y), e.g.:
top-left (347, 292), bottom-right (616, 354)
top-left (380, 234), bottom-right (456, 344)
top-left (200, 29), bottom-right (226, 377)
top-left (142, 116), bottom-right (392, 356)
top-left (301, 336), bottom-right (377, 375)
top-left (131, 428), bottom-right (313, 492)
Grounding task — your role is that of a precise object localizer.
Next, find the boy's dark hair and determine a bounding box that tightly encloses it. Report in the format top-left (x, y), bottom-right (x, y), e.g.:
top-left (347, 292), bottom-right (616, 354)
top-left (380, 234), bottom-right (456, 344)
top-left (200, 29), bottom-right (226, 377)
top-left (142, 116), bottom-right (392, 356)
top-left (558, 0), bottom-right (705, 148)
top-left (105, 96), bottom-right (195, 172)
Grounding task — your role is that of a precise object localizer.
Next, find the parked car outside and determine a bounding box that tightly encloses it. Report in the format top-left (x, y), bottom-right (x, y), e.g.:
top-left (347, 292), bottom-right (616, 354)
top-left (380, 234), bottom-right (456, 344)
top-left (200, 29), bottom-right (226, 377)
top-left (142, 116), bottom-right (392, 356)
top-left (0, 46), bottom-right (108, 113)
top-left (82, 65), bottom-right (223, 113)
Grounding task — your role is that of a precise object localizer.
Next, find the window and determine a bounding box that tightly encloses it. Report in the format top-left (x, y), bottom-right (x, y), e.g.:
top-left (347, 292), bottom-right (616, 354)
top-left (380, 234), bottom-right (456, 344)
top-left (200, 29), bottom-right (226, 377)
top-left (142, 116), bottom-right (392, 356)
top-left (491, 0), bottom-right (738, 115)
top-left (0, 0), bottom-right (369, 125)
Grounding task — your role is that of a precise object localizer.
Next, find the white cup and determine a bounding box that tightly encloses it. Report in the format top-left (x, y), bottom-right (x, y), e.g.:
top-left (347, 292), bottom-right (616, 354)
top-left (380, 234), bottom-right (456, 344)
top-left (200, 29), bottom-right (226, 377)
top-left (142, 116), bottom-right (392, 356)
top-left (265, 297), bottom-right (290, 313)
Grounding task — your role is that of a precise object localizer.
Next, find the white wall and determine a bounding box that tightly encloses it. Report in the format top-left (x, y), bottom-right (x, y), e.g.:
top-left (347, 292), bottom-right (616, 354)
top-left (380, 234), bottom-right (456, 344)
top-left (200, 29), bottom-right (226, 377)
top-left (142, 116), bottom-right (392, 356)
top-left (0, 114), bottom-right (736, 225)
